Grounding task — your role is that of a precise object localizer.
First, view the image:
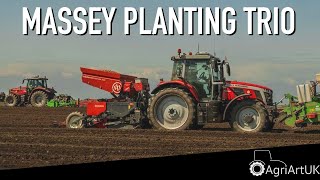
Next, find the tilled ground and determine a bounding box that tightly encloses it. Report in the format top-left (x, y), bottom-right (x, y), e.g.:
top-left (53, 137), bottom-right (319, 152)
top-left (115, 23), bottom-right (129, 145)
top-left (0, 107), bottom-right (320, 169)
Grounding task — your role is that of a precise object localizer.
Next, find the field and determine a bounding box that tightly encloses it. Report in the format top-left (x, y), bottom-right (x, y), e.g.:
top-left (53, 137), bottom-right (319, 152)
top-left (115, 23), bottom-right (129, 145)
top-left (1, 107), bottom-right (320, 169)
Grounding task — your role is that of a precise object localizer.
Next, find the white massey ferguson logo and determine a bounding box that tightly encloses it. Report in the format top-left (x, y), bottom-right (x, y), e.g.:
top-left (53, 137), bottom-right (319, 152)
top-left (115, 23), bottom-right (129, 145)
top-left (112, 82), bottom-right (122, 94)
top-left (94, 105), bottom-right (105, 108)
top-left (249, 150), bottom-right (320, 177)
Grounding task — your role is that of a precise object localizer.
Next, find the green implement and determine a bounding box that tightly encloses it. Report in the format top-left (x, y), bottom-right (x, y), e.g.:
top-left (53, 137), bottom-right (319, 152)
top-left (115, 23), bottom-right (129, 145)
top-left (46, 94), bottom-right (78, 107)
top-left (281, 78), bottom-right (320, 127)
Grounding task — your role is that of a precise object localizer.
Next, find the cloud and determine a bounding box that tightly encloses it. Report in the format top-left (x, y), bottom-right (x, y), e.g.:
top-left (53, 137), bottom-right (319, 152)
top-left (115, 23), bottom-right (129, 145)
top-left (0, 63), bottom-right (31, 77)
top-left (61, 72), bottom-right (73, 79)
top-left (286, 77), bottom-right (298, 86)
top-left (231, 61), bottom-right (317, 84)
top-left (230, 61), bottom-right (319, 100)
top-left (130, 67), bottom-right (171, 81)
top-left (0, 62), bottom-right (79, 78)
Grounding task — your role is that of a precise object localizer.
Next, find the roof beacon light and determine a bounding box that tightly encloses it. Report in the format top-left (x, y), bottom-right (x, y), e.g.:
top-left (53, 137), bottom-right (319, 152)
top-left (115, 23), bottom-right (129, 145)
top-left (178, 48), bottom-right (182, 56)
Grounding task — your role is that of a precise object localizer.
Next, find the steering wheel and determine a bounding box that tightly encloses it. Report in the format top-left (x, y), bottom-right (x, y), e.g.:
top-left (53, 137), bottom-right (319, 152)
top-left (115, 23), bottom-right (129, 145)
top-left (198, 72), bottom-right (207, 81)
top-left (199, 64), bottom-right (210, 80)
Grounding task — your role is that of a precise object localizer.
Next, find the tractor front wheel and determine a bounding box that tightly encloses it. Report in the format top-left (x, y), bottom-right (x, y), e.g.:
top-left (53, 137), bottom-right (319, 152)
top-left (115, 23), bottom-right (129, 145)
top-left (66, 112), bottom-right (84, 129)
top-left (230, 100), bottom-right (267, 133)
top-left (148, 88), bottom-right (195, 130)
top-left (4, 94), bottom-right (19, 107)
top-left (30, 91), bottom-right (48, 107)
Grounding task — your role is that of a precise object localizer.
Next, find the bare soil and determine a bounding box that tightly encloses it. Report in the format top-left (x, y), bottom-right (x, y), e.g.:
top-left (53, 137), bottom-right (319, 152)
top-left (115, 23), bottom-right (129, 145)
top-left (0, 107), bottom-right (320, 169)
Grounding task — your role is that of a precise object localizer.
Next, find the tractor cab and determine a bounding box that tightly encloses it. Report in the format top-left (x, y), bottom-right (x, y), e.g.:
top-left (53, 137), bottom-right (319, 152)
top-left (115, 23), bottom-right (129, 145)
top-left (171, 49), bottom-right (230, 101)
top-left (23, 76), bottom-right (48, 92)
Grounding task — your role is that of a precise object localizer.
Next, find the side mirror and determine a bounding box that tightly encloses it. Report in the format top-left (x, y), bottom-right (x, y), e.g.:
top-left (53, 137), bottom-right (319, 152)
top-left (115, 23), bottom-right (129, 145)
top-left (226, 63), bottom-right (231, 76)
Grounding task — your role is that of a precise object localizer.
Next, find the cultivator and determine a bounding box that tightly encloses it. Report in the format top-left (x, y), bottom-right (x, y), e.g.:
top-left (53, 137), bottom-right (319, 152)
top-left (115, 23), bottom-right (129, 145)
top-left (279, 74), bottom-right (320, 128)
top-left (47, 94), bottom-right (78, 107)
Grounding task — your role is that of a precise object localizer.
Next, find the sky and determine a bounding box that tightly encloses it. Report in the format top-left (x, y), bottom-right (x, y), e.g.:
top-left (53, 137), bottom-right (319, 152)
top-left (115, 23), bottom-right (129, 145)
top-left (0, 0), bottom-right (319, 101)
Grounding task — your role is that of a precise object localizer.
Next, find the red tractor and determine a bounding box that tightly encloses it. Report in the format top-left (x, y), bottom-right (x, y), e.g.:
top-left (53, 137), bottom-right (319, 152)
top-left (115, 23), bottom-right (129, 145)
top-left (4, 76), bottom-right (56, 107)
top-left (66, 50), bottom-right (275, 133)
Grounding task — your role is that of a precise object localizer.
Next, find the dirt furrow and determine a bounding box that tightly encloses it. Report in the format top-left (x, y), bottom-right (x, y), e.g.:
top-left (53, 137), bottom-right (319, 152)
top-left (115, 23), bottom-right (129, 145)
top-left (0, 107), bottom-right (320, 169)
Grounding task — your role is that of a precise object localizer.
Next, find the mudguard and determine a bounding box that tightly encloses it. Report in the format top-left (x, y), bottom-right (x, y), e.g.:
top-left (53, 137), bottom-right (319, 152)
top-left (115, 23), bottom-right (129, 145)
top-left (151, 80), bottom-right (200, 102)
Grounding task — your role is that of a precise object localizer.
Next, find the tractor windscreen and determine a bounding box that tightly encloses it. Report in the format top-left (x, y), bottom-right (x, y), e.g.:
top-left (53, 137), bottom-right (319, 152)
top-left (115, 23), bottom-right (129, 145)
top-left (27, 79), bottom-right (46, 89)
top-left (172, 60), bottom-right (214, 99)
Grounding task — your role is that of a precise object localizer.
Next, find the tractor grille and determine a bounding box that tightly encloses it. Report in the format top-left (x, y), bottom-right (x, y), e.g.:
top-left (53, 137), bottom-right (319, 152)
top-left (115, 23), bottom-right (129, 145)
top-left (264, 92), bottom-right (273, 106)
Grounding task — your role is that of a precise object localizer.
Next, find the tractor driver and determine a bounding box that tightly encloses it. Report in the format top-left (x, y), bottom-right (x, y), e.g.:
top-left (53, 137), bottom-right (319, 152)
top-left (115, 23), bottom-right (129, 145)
top-left (196, 64), bottom-right (211, 98)
top-left (185, 61), bottom-right (211, 99)
top-left (28, 80), bottom-right (35, 89)
top-left (28, 80), bottom-right (42, 90)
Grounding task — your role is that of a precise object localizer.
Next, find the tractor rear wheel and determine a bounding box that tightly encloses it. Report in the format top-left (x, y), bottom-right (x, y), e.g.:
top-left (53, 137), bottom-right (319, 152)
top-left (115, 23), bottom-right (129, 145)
top-left (4, 94), bottom-right (19, 107)
top-left (148, 88), bottom-right (195, 130)
top-left (66, 112), bottom-right (84, 129)
top-left (230, 100), bottom-right (266, 133)
top-left (30, 91), bottom-right (48, 107)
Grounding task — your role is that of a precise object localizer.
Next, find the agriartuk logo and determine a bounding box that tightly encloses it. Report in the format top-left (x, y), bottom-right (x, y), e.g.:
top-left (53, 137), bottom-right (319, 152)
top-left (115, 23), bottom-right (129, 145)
top-left (249, 150), bottom-right (320, 177)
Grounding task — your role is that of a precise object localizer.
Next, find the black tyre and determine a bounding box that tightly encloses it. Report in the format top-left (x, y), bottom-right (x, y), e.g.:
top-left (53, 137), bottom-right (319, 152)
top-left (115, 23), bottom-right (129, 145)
top-left (4, 94), bottom-right (19, 107)
top-left (148, 88), bottom-right (195, 130)
top-left (30, 91), bottom-right (48, 107)
top-left (230, 100), bottom-right (266, 133)
top-left (66, 112), bottom-right (84, 129)
top-left (264, 120), bottom-right (274, 132)
top-left (261, 107), bottom-right (274, 132)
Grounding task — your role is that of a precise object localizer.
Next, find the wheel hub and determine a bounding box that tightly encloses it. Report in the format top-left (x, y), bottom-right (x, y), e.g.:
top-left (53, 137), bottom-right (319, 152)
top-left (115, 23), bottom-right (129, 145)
top-left (7, 97), bottom-right (13, 103)
top-left (236, 107), bottom-right (261, 131)
top-left (164, 104), bottom-right (182, 121)
top-left (154, 94), bottom-right (189, 130)
top-left (70, 116), bottom-right (83, 128)
top-left (243, 115), bottom-right (254, 123)
top-left (168, 108), bottom-right (178, 117)
top-left (36, 96), bottom-right (42, 104)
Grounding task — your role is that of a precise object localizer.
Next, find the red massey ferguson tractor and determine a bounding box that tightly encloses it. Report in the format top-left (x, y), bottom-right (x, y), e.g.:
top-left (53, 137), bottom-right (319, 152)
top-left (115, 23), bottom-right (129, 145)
top-left (4, 76), bottom-right (56, 107)
top-left (66, 50), bottom-right (276, 133)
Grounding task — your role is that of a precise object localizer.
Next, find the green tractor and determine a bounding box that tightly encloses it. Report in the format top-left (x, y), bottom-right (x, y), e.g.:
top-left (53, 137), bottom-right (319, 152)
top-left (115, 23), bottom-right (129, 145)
top-left (47, 94), bottom-right (78, 107)
top-left (279, 74), bottom-right (320, 127)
